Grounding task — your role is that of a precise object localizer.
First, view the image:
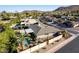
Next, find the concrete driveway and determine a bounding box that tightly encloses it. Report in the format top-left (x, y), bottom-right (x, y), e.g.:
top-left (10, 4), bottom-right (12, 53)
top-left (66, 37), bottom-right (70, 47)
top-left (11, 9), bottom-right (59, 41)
top-left (37, 21), bottom-right (60, 35)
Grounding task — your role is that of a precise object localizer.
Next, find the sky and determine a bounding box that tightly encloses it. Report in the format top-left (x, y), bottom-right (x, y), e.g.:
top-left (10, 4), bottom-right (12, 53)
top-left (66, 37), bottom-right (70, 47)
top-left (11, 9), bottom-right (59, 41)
top-left (0, 5), bottom-right (68, 12)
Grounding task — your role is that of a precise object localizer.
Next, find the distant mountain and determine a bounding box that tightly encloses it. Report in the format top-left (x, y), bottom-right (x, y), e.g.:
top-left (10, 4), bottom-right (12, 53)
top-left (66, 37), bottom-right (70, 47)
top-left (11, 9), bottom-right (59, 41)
top-left (22, 10), bottom-right (45, 13)
top-left (55, 5), bottom-right (79, 12)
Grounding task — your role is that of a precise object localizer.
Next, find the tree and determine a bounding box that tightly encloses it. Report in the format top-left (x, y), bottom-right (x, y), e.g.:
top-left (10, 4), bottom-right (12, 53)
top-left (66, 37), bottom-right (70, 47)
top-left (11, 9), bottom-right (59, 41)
top-left (6, 29), bottom-right (17, 53)
top-left (61, 30), bottom-right (70, 39)
top-left (14, 12), bottom-right (21, 19)
top-left (0, 23), bottom-right (18, 53)
top-left (1, 11), bottom-right (11, 21)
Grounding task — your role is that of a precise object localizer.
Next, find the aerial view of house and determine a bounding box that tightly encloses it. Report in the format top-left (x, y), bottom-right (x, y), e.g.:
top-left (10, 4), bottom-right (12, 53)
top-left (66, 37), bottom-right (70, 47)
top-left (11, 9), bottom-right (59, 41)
top-left (1, 5), bottom-right (79, 53)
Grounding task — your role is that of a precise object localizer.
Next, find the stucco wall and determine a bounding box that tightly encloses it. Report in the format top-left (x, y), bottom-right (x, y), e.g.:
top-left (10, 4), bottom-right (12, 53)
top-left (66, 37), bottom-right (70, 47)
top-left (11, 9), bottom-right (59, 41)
top-left (20, 35), bottom-right (62, 53)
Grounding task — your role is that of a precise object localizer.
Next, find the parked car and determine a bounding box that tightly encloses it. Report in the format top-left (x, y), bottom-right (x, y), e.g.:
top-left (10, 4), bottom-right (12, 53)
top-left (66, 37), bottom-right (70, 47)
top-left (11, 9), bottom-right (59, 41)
top-left (53, 32), bottom-right (62, 37)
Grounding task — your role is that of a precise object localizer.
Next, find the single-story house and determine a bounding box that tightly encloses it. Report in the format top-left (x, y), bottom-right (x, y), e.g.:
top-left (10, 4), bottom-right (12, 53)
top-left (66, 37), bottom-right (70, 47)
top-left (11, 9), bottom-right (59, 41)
top-left (20, 18), bottom-right (38, 25)
top-left (20, 28), bottom-right (34, 34)
top-left (39, 16), bottom-right (57, 24)
top-left (58, 21), bottom-right (79, 28)
top-left (25, 28), bottom-right (34, 34)
top-left (11, 23), bottom-right (29, 30)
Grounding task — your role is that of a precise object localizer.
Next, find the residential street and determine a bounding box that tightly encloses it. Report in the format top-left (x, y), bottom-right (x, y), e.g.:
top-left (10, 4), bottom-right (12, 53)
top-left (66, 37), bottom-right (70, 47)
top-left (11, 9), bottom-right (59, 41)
top-left (49, 24), bottom-right (79, 34)
top-left (55, 35), bottom-right (79, 53)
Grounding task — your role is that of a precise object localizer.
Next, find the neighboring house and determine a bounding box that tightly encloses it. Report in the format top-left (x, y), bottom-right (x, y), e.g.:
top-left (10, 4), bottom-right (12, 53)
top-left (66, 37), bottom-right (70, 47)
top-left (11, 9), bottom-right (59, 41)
top-left (20, 28), bottom-right (35, 35)
top-left (24, 28), bottom-right (34, 34)
top-left (11, 23), bottom-right (29, 30)
top-left (20, 28), bottom-right (36, 39)
top-left (28, 19), bottom-right (38, 25)
top-left (61, 16), bottom-right (68, 19)
top-left (21, 21), bottom-right (27, 25)
top-left (58, 21), bottom-right (79, 28)
top-left (20, 18), bottom-right (38, 25)
top-left (39, 16), bottom-right (57, 24)
top-left (61, 16), bottom-right (68, 21)
top-left (59, 21), bottom-right (73, 28)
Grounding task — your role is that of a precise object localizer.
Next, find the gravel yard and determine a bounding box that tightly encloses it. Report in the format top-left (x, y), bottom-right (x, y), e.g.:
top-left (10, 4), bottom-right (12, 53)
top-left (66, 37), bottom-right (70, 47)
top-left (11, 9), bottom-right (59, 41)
top-left (33, 37), bottom-right (65, 53)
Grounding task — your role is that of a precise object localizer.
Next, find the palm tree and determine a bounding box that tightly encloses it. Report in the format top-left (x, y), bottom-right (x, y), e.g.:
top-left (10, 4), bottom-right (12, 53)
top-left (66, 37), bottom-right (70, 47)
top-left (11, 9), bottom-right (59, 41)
top-left (21, 33), bottom-right (25, 50)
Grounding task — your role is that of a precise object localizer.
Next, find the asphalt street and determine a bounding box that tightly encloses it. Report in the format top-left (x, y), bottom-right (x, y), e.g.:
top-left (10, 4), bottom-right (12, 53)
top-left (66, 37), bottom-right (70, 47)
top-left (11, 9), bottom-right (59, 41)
top-left (55, 36), bottom-right (79, 53)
